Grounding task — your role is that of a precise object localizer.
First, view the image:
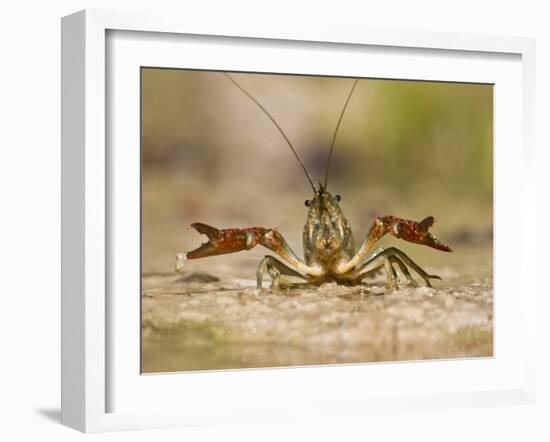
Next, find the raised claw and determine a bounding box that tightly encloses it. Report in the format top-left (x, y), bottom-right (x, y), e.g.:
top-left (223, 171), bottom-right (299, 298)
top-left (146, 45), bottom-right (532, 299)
top-left (185, 222), bottom-right (266, 259)
top-left (181, 222), bottom-right (322, 278)
top-left (378, 216), bottom-right (453, 252)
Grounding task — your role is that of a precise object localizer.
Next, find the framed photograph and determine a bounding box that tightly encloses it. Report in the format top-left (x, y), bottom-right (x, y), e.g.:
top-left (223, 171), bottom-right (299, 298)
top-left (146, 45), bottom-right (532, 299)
top-left (61, 9), bottom-right (537, 432)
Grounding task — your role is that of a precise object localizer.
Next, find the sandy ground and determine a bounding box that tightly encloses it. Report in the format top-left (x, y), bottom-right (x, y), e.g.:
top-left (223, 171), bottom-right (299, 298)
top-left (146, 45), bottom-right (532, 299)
top-left (141, 246), bottom-right (493, 373)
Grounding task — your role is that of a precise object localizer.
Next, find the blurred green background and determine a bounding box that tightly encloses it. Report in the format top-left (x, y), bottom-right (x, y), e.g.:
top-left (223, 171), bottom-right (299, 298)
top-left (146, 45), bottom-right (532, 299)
top-left (141, 69), bottom-right (493, 276)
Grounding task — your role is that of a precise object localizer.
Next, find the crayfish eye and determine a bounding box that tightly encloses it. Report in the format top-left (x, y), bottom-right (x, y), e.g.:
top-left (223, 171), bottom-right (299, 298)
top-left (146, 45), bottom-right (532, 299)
top-left (335, 195), bottom-right (342, 202)
top-left (304, 200), bottom-right (312, 207)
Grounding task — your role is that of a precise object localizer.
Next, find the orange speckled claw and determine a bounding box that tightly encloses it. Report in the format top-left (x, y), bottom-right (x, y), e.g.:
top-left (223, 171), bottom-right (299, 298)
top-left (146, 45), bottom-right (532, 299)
top-left (186, 223), bottom-right (265, 259)
top-left (184, 222), bottom-right (305, 271)
top-left (378, 216), bottom-right (453, 252)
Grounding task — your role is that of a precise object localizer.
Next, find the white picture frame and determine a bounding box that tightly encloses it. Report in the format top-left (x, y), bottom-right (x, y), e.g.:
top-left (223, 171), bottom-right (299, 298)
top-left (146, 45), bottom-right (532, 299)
top-left (61, 9), bottom-right (537, 433)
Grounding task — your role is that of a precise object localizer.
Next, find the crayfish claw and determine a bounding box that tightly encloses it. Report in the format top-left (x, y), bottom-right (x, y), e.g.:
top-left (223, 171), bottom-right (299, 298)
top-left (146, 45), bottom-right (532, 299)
top-left (378, 215), bottom-right (453, 252)
top-left (186, 241), bottom-right (222, 260)
top-left (190, 222), bottom-right (222, 241)
top-left (417, 216), bottom-right (434, 233)
top-left (429, 236), bottom-right (453, 252)
top-left (185, 223), bottom-right (266, 260)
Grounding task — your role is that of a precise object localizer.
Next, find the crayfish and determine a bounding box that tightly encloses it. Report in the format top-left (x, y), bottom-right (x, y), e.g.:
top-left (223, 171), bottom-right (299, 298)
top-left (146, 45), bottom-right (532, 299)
top-left (176, 74), bottom-right (452, 292)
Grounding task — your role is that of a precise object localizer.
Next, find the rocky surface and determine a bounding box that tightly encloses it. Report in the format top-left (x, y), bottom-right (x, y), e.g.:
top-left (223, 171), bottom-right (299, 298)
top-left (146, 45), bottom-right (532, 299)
top-left (142, 262), bottom-right (493, 373)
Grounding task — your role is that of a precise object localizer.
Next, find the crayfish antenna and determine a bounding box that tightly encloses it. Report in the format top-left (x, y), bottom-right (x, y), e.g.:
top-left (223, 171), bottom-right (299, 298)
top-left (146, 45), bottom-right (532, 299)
top-left (223, 73), bottom-right (317, 193)
top-left (324, 78), bottom-right (359, 190)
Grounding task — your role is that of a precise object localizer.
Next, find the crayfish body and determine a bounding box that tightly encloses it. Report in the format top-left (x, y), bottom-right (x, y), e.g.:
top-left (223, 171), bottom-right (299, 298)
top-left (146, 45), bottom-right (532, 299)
top-left (176, 75), bottom-right (452, 292)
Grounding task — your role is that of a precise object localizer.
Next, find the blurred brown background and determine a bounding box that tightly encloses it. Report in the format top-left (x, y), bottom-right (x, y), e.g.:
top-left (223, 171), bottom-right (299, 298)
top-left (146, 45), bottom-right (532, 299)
top-left (141, 69), bottom-right (492, 277)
